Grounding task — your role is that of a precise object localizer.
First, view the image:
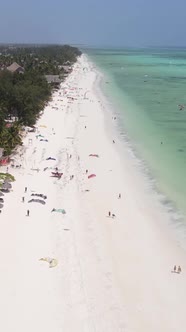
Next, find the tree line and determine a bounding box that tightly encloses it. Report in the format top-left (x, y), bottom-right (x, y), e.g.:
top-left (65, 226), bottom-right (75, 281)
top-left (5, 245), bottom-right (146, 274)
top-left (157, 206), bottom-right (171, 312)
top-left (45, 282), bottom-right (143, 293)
top-left (0, 45), bottom-right (81, 155)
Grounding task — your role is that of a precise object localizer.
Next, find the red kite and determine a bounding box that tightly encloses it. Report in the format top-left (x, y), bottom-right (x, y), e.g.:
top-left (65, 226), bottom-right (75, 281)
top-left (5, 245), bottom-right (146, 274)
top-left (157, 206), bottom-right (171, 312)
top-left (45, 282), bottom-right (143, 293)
top-left (88, 174), bottom-right (96, 179)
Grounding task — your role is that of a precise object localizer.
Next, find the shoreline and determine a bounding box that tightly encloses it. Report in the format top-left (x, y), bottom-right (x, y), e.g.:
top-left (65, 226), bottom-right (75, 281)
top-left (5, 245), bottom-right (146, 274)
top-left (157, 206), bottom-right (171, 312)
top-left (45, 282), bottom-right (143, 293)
top-left (90, 56), bottom-right (186, 248)
top-left (91, 54), bottom-right (186, 225)
top-left (0, 54), bottom-right (186, 331)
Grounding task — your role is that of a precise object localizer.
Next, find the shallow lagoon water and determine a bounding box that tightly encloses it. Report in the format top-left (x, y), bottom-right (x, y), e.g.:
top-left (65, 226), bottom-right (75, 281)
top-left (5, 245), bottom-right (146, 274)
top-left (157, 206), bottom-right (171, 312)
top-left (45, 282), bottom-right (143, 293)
top-left (86, 48), bottom-right (186, 218)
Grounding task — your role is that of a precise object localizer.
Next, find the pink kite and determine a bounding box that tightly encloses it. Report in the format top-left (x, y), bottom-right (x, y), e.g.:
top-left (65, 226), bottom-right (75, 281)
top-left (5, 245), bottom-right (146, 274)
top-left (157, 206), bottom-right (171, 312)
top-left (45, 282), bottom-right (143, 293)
top-left (88, 174), bottom-right (96, 179)
top-left (89, 154), bottom-right (99, 157)
top-left (0, 157), bottom-right (10, 166)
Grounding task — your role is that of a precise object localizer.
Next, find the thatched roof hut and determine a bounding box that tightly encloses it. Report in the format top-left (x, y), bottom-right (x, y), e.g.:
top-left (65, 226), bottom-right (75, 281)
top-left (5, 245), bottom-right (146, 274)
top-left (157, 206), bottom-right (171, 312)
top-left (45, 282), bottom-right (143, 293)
top-left (45, 75), bottom-right (62, 85)
top-left (7, 62), bottom-right (24, 74)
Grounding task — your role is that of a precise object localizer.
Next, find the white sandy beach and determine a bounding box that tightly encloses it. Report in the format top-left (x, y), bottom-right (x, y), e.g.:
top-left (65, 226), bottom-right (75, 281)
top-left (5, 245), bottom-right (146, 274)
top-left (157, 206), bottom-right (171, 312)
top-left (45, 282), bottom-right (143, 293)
top-left (1, 54), bottom-right (186, 331)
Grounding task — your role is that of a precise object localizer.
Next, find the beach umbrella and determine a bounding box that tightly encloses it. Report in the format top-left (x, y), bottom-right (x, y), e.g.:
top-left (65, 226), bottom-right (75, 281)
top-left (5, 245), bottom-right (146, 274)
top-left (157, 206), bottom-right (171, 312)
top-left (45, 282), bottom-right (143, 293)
top-left (88, 174), bottom-right (96, 179)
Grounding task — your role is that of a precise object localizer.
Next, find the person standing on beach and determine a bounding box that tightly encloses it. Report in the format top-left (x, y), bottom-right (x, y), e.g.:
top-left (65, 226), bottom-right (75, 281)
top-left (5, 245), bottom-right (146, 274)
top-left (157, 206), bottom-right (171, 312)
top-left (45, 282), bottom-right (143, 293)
top-left (178, 266), bottom-right (182, 273)
top-left (22, 197), bottom-right (25, 203)
top-left (118, 193), bottom-right (121, 199)
top-left (25, 187), bottom-right (27, 193)
top-left (27, 210), bottom-right (30, 217)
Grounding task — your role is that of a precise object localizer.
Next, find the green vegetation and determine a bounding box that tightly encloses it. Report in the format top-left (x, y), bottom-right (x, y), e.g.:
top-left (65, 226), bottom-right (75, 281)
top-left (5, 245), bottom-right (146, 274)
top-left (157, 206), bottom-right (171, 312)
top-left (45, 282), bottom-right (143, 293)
top-left (0, 173), bottom-right (15, 182)
top-left (0, 45), bottom-right (81, 74)
top-left (0, 44), bottom-right (81, 155)
top-left (0, 122), bottom-right (22, 156)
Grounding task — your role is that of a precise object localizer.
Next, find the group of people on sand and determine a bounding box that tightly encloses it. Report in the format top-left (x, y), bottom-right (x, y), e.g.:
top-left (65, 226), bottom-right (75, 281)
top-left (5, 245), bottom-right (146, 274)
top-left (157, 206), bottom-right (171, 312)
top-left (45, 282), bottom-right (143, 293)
top-left (108, 211), bottom-right (116, 218)
top-left (107, 194), bottom-right (121, 219)
top-left (22, 187), bottom-right (30, 216)
top-left (173, 265), bottom-right (182, 274)
top-left (11, 164), bottom-right (22, 168)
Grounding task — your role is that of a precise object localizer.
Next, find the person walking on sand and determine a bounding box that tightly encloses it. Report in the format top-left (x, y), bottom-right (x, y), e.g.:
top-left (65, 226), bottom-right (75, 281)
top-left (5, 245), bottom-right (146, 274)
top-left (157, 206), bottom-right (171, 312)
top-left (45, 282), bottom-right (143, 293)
top-left (22, 197), bottom-right (25, 203)
top-left (118, 193), bottom-right (121, 199)
top-left (178, 266), bottom-right (182, 273)
top-left (174, 265), bottom-right (177, 272)
top-left (25, 187), bottom-right (27, 193)
top-left (27, 210), bottom-right (30, 217)
top-left (108, 211), bottom-right (111, 217)
top-left (86, 169), bottom-right (88, 174)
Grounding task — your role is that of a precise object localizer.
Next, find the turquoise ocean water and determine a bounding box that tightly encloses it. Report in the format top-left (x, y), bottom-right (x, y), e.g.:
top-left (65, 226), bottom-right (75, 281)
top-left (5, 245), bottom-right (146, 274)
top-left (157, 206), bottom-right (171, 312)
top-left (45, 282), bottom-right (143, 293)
top-left (86, 48), bottom-right (186, 219)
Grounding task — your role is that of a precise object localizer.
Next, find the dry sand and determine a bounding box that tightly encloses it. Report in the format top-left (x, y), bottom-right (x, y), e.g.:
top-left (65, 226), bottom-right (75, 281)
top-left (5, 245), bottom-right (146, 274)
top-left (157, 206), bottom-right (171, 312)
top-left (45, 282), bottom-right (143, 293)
top-left (0, 55), bottom-right (186, 331)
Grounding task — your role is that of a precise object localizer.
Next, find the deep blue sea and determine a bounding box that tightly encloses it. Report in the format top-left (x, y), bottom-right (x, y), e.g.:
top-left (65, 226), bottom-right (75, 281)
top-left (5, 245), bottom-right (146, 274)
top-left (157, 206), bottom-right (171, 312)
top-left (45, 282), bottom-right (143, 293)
top-left (85, 48), bottom-right (186, 218)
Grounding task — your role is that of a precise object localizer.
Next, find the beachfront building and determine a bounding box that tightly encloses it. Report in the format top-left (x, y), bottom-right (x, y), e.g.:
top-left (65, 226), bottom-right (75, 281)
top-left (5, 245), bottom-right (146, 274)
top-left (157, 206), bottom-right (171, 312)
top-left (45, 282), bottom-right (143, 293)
top-left (58, 65), bottom-right (72, 73)
top-left (7, 62), bottom-right (24, 74)
top-left (45, 75), bottom-right (62, 87)
top-left (62, 65), bottom-right (72, 73)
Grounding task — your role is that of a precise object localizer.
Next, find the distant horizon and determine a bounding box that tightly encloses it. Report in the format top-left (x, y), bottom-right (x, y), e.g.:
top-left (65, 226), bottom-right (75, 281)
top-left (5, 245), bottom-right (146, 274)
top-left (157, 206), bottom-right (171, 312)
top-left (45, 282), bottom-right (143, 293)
top-left (1, 42), bottom-right (186, 50)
